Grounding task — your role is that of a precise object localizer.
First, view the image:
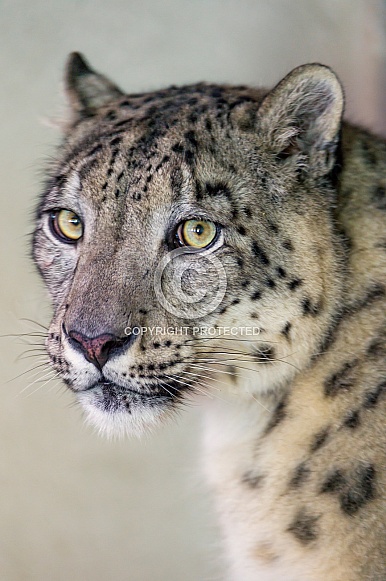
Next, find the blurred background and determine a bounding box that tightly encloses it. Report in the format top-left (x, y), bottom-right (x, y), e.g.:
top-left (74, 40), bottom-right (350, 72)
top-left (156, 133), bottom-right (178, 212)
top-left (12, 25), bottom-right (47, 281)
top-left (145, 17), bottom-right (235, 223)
top-left (0, 1), bottom-right (385, 580)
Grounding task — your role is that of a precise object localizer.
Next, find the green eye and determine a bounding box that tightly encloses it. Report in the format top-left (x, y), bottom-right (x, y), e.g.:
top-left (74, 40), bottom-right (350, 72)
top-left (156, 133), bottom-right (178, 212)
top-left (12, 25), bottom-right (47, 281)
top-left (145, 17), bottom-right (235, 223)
top-left (177, 219), bottom-right (217, 249)
top-left (51, 209), bottom-right (83, 243)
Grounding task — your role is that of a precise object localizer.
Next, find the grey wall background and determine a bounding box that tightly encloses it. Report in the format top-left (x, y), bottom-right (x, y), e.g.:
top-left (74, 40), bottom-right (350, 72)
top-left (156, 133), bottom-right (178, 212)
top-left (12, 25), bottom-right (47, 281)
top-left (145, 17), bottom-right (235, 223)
top-left (0, 1), bottom-right (385, 580)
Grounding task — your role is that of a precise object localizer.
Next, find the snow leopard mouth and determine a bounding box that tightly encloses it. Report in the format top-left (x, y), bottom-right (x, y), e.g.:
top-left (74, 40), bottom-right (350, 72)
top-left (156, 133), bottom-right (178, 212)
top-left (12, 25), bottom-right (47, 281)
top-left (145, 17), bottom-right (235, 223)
top-left (80, 377), bottom-right (187, 413)
top-left (76, 378), bottom-right (187, 437)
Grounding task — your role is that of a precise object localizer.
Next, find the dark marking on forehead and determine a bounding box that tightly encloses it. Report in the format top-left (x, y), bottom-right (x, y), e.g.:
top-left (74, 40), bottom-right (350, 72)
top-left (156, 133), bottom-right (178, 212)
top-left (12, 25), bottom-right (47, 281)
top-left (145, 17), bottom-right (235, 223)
top-left (88, 143), bottom-right (103, 156)
top-left (184, 130), bottom-right (198, 149)
top-left (287, 509), bottom-right (319, 544)
top-left (170, 168), bottom-right (184, 193)
top-left (310, 427), bottom-right (329, 453)
top-left (155, 155), bottom-right (170, 172)
top-left (110, 136), bottom-right (122, 146)
top-left (205, 182), bottom-right (232, 198)
top-left (276, 266), bottom-right (286, 278)
top-left (265, 278), bottom-right (276, 289)
top-left (289, 462), bottom-right (310, 489)
top-left (324, 359), bottom-right (359, 397)
top-left (171, 142), bottom-right (184, 154)
top-left (105, 110), bottom-right (117, 121)
top-left (342, 409), bottom-right (360, 429)
top-left (251, 242), bottom-right (270, 265)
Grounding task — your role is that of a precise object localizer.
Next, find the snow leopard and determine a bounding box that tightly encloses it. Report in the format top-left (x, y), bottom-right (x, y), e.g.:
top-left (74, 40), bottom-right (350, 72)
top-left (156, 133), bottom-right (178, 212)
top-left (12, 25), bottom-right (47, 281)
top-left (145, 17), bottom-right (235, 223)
top-left (32, 53), bottom-right (386, 581)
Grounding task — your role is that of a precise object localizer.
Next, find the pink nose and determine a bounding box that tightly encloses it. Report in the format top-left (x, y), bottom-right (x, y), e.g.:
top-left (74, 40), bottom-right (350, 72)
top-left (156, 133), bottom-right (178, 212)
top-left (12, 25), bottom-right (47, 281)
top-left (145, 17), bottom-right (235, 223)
top-left (68, 330), bottom-right (124, 369)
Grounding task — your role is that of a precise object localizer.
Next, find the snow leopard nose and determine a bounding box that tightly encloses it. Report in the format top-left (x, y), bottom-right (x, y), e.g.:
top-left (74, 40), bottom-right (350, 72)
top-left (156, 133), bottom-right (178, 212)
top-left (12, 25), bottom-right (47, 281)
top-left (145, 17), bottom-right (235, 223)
top-left (67, 329), bottom-right (128, 370)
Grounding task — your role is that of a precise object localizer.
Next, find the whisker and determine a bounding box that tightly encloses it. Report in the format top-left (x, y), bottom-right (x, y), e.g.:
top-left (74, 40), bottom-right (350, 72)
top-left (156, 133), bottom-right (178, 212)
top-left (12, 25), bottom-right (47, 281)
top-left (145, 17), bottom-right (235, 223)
top-left (19, 318), bottom-right (49, 331)
top-left (19, 368), bottom-right (56, 395)
top-left (6, 361), bottom-right (50, 384)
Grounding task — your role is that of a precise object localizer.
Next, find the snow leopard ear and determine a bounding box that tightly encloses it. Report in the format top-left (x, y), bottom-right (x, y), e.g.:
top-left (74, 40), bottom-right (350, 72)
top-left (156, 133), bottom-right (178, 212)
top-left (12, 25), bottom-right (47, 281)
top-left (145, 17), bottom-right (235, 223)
top-left (65, 52), bottom-right (125, 118)
top-left (257, 64), bottom-right (344, 161)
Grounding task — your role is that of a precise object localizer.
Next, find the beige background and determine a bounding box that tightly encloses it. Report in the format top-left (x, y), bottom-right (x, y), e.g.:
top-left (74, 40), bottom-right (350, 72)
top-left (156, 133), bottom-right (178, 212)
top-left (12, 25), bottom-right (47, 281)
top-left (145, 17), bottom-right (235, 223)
top-left (0, 1), bottom-right (385, 580)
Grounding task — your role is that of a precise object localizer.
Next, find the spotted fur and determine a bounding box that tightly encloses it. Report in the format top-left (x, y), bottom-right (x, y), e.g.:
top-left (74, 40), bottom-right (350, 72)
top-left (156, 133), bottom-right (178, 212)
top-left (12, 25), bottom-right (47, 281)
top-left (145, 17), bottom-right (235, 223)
top-left (32, 53), bottom-right (386, 581)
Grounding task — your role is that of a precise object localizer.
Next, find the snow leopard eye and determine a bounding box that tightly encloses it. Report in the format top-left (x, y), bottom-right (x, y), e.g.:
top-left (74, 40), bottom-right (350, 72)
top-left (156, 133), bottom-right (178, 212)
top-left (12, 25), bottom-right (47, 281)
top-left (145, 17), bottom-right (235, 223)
top-left (50, 209), bottom-right (83, 243)
top-left (176, 219), bottom-right (218, 249)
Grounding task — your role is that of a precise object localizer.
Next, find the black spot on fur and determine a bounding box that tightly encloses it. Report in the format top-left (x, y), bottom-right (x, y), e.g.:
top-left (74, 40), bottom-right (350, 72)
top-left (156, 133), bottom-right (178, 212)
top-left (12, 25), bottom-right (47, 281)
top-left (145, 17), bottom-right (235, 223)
top-left (105, 110), bottom-right (117, 121)
top-left (254, 345), bottom-right (275, 364)
top-left (372, 185), bottom-right (386, 210)
top-left (343, 409), bottom-right (361, 429)
top-left (170, 168), bottom-right (183, 192)
top-left (363, 381), bottom-right (386, 409)
top-left (88, 144), bottom-right (103, 156)
top-left (171, 142), bottom-right (184, 154)
top-left (310, 427), bottom-right (330, 453)
top-left (132, 192), bottom-right (142, 201)
top-left (324, 359), bottom-right (359, 397)
top-left (321, 464), bottom-right (376, 516)
top-left (237, 225), bottom-right (246, 235)
top-left (276, 266), bottom-right (286, 278)
top-left (321, 469), bottom-right (346, 494)
top-left (366, 337), bottom-right (385, 358)
top-left (340, 464), bottom-right (376, 515)
top-left (301, 297), bottom-right (320, 316)
top-left (205, 182), bottom-right (232, 198)
top-left (289, 462), bottom-right (310, 489)
top-left (288, 509), bottom-right (319, 544)
top-left (241, 279), bottom-right (250, 288)
top-left (267, 220), bottom-right (279, 233)
top-left (250, 290), bottom-right (262, 301)
top-left (282, 239), bottom-right (293, 251)
top-left (110, 136), bottom-right (122, 147)
top-left (184, 150), bottom-right (195, 165)
top-left (251, 242), bottom-right (270, 265)
top-left (281, 322), bottom-right (292, 340)
top-left (155, 155), bottom-right (170, 171)
top-left (288, 279), bottom-right (302, 291)
top-left (265, 278), bottom-right (276, 289)
top-left (265, 394), bottom-right (288, 434)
